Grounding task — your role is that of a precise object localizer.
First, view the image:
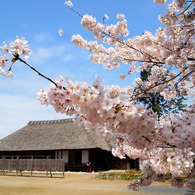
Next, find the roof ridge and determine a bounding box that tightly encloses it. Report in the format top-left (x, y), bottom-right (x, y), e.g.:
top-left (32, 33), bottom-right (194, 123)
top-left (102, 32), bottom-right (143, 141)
top-left (28, 118), bottom-right (73, 125)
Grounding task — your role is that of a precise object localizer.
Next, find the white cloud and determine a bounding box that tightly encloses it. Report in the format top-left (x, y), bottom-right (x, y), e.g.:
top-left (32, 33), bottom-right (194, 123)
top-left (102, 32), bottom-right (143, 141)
top-left (29, 44), bottom-right (76, 66)
top-left (0, 93), bottom-right (68, 139)
top-left (0, 72), bottom-right (51, 97)
top-left (34, 33), bottom-right (54, 43)
top-left (30, 45), bottom-right (66, 64)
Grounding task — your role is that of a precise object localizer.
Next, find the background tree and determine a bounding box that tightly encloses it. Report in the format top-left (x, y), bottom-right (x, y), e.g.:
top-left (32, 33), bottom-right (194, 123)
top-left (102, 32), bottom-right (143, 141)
top-left (135, 67), bottom-right (187, 118)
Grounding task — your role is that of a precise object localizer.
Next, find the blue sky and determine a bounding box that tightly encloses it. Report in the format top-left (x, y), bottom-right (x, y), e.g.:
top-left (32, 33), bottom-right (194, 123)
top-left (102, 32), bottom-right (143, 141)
top-left (0, 0), bottom-right (169, 139)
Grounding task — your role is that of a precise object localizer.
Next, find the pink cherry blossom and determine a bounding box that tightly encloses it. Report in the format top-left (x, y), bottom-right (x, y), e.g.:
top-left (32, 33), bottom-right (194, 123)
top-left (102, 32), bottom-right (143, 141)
top-left (0, 56), bottom-right (6, 68)
top-left (58, 29), bottom-right (64, 36)
top-left (0, 42), bottom-right (9, 55)
top-left (64, 0), bottom-right (73, 7)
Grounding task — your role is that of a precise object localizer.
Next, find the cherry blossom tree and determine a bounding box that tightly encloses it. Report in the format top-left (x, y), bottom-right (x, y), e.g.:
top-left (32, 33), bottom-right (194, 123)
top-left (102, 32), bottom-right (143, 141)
top-left (0, 0), bottom-right (194, 191)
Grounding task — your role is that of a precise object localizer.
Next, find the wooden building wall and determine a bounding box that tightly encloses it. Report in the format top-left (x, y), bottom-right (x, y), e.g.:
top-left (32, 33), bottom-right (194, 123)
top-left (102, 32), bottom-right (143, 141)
top-left (0, 148), bottom-right (139, 171)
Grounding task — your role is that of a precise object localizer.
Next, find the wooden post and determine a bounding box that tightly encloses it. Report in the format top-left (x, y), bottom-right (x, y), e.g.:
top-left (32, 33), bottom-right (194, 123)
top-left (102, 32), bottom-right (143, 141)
top-left (15, 158), bottom-right (17, 176)
top-left (62, 158), bottom-right (65, 178)
top-left (46, 156), bottom-right (49, 178)
top-left (30, 156), bottom-right (33, 177)
top-left (16, 156), bottom-right (19, 176)
top-left (63, 160), bottom-right (65, 178)
top-left (93, 150), bottom-right (95, 172)
top-left (2, 159), bottom-right (5, 176)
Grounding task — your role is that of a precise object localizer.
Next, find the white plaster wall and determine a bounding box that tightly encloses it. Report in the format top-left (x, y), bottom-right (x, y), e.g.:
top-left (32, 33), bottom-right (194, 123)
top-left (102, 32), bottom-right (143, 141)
top-left (82, 150), bottom-right (89, 163)
top-left (63, 151), bottom-right (69, 163)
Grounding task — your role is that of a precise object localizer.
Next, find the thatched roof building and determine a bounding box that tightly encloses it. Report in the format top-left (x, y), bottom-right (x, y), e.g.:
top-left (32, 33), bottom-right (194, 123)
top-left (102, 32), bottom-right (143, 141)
top-left (0, 119), bottom-right (139, 171)
top-left (0, 118), bottom-right (110, 152)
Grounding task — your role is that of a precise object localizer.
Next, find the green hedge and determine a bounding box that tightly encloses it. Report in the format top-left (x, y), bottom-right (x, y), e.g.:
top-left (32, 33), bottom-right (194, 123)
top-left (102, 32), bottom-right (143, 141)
top-left (96, 171), bottom-right (194, 182)
top-left (97, 169), bottom-right (143, 181)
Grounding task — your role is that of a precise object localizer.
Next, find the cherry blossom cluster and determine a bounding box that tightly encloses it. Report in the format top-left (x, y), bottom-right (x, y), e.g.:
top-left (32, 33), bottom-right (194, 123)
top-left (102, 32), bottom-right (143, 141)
top-left (112, 138), bottom-right (149, 160)
top-left (149, 147), bottom-right (194, 177)
top-left (37, 73), bottom-right (194, 153)
top-left (38, 75), bottom-right (162, 151)
top-left (109, 110), bottom-right (195, 190)
top-left (111, 129), bottom-right (194, 187)
top-left (158, 113), bottom-right (195, 151)
top-left (63, 0), bottom-right (195, 101)
top-left (64, 0), bottom-right (73, 7)
top-left (128, 148), bottom-right (194, 191)
top-left (0, 36), bottom-right (32, 77)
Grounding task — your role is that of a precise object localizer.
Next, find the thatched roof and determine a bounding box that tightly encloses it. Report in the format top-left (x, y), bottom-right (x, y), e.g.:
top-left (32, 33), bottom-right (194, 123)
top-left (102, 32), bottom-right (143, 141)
top-left (0, 119), bottom-right (111, 152)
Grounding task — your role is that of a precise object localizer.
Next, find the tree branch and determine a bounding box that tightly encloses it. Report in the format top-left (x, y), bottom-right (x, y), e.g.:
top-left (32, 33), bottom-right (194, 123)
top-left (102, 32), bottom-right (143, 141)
top-left (14, 54), bottom-right (66, 89)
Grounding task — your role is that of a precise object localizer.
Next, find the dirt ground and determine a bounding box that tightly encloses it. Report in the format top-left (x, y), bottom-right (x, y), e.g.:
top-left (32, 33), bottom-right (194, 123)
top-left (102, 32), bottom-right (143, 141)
top-left (0, 172), bottom-right (193, 195)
